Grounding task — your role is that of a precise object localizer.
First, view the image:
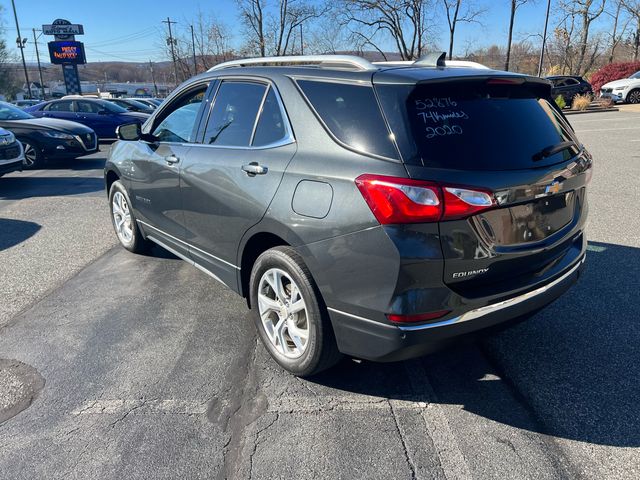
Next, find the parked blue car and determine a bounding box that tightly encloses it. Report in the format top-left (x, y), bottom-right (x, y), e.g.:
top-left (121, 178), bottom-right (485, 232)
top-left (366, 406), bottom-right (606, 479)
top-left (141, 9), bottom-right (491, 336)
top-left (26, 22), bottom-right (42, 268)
top-left (25, 98), bottom-right (149, 140)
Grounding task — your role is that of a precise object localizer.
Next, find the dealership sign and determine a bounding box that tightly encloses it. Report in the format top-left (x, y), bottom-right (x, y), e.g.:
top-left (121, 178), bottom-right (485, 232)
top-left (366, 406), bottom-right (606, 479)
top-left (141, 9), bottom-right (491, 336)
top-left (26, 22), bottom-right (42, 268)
top-left (42, 19), bottom-right (84, 40)
top-left (48, 41), bottom-right (86, 65)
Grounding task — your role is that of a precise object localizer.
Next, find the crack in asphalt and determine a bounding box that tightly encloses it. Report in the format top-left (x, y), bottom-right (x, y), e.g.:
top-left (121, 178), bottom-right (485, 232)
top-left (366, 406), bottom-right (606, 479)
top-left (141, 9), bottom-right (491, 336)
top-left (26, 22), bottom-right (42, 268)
top-left (389, 400), bottom-right (418, 480)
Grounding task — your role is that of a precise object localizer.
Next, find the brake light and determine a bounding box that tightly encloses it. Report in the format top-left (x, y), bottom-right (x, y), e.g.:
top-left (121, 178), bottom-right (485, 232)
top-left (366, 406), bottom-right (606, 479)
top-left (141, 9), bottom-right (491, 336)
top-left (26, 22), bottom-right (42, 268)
top-left (387, 310), bottom-right (451, 324)
top-left (355, 175), bottom-right (442, 224)
top-left (355, 174), bottom-right (496, 224)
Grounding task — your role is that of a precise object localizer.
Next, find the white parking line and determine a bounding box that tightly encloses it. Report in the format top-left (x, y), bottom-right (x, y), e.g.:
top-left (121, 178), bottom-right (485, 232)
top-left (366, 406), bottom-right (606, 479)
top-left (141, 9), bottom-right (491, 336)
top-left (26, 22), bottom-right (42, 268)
top-left (574, 126), bottom-right (640, 133)
top-left (569, 115), bottom-right (640, 124)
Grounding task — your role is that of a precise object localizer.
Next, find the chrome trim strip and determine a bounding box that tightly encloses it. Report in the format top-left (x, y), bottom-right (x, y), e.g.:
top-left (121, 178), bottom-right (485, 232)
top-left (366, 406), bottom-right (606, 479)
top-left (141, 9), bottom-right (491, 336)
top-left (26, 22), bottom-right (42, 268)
top-left (137, 220), bottom-right (240, 270)
top-left (398, 257), bottom-right (585, 332)
top-left (144, 234), bottom-right (228, 287)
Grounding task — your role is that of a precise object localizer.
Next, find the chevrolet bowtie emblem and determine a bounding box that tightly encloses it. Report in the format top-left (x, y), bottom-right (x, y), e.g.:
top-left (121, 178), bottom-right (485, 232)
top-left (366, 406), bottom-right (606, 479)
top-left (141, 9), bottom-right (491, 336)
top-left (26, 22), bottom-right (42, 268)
top-left (544, 180), bottom-right (561, 195)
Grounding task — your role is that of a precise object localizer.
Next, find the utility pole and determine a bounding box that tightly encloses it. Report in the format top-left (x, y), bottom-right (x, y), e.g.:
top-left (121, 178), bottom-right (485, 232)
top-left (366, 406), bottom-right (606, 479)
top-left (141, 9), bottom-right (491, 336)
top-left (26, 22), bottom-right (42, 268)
top-left (149, 60), bottom-right (159, 97)
top-left (11, 0), bottom-right (32, 99)
top-left (162, 17), bottom-right (179, 86)
top-left (537, 0), bottom-right (551, 77)
top-left (32, 28), bottom-right (46, 99)
top-left (190, 24), bottom-right (197, 74)
top-left (300, 24), bottom-right (304, 55)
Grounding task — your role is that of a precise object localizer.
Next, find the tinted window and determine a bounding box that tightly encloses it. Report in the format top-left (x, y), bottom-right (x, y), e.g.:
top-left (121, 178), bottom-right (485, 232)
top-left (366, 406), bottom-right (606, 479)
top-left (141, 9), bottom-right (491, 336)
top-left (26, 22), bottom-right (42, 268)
top-left (0, 102), bottom-right (33, 120)
top-left (204, 82), bottom-right (266, 147)
top-left (377, 80), bottom-right (580, 170)
top-left (296, 80), bottom-right (398, 159)
top-left (76, 101), bottom-right (102, 114)
top-left (46, 101), bottom-right (73, 112)
top-left (152, 86), bottom-right (207, 143)
top-left (252, 88), bottom-right (287, 147)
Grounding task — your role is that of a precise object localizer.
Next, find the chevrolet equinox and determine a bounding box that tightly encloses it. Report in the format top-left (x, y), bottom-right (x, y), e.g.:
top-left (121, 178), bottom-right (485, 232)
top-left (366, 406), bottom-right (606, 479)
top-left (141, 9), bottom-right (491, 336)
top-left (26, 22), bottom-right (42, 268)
top-left (105, 53), bottom-right (591, 376)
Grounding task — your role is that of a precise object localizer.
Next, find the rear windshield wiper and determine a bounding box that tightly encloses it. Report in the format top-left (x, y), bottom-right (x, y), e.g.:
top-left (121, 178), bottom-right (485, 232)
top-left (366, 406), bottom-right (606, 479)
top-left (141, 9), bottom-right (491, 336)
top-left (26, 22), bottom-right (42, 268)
top-left (533, 141), bottom-right (577, 161)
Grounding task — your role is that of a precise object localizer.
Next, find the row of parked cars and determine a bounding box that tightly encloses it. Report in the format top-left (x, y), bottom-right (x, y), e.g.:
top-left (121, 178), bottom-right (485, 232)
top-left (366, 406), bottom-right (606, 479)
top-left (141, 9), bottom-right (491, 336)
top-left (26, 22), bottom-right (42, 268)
top-left (548, 70), bottom-right (640, 106)
top-left (0, 97), bottom-right (163, 175)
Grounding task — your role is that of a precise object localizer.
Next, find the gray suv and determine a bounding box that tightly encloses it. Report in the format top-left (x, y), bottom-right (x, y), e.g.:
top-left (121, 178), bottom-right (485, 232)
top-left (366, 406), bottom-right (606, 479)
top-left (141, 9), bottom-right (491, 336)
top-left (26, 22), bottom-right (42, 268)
top-left (105, 54), bottom-right (591, 376)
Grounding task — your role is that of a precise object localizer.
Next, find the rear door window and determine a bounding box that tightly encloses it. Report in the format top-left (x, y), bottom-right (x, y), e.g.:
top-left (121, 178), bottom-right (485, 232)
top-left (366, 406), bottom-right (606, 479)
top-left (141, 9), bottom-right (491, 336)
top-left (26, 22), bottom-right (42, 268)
top-left (376, 80), bottom-right (580, 170)
top-left (296, 80), bottom-right (398, 160)
top-left (252, 87), bottom-right (287, 147)
top-left (46, 101), bottom-right (73, 112)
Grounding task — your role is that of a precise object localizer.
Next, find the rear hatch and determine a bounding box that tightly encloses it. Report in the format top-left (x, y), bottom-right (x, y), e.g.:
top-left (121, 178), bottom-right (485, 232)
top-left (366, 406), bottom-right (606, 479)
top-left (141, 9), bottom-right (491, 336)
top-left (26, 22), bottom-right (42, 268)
top-left (375, 71), bottom-right (592, 297)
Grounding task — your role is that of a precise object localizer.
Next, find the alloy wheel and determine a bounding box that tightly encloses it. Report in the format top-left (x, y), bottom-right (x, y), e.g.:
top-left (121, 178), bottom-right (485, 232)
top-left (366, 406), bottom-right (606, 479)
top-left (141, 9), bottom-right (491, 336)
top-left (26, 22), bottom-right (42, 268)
top-left (22, 143), bottom-right (37, 167)
top-left (112, 191), bottom-right (133, 244)
top-left (257, 268), bottom-right (309, 359)
top-left (629, 90), bottom-right (640, 104)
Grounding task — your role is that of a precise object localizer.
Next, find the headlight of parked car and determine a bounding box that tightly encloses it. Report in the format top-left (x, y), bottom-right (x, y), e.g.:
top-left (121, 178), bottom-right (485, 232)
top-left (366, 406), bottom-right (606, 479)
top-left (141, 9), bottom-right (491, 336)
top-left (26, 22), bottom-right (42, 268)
top-left (3, 131), bottom-right (16, 144)
top-left (42, 131), bottom-right (74, 139)
top-left (613, 87), bottom-right (626, 91)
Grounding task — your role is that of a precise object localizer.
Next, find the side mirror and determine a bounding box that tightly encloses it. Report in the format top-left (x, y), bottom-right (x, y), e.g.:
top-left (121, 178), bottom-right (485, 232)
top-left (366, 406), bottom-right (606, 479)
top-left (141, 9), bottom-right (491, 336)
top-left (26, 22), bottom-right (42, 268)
top-left (116, 123), bottom-right (142, 141)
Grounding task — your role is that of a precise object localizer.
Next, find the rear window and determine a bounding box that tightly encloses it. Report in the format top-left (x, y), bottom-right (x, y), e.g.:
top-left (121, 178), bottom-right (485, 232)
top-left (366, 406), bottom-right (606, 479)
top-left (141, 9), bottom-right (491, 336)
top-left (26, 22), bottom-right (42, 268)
top-left (376, 80), bottom-right (580, 170)
top-left (296, 80), bottom-right (398, 160)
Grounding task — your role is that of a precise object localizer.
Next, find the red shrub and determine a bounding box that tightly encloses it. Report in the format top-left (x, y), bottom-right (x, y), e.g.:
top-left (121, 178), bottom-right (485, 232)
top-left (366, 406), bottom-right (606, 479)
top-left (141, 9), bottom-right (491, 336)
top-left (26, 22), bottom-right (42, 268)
top-left (590, 62), bottom-right (640, 93)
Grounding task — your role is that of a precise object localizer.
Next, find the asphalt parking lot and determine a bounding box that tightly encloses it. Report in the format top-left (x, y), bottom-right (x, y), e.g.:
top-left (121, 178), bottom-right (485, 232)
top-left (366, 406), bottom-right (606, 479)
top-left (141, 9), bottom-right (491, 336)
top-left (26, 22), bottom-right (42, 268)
top-left (0, 108), bottom-right (639, 479)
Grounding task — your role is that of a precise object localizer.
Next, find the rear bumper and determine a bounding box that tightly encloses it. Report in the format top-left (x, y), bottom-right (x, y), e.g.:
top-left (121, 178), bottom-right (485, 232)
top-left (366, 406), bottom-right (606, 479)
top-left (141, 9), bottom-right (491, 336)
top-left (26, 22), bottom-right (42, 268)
top-left (328, 255), bottom-right (585, 362)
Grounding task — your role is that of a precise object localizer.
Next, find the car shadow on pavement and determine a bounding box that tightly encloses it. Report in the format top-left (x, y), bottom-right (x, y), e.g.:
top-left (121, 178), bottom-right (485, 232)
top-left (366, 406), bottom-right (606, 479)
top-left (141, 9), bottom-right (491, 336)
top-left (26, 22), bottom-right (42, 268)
top-left (45, 157), bottom-right (107, 171)
top-left (0, 218), bottom-right (41, 251)
top-left (308, 241), bottom-right (640, 448)
top-left (0, 176), bottom-right (105, 200)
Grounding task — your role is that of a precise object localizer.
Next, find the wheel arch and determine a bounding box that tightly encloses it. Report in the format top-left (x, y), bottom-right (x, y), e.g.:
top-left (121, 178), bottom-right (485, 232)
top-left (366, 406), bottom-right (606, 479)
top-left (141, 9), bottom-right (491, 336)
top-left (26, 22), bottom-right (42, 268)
top-left (239, 231), bottom-right (291, 306)
top-left (105, 167), bottom-right (121, 197)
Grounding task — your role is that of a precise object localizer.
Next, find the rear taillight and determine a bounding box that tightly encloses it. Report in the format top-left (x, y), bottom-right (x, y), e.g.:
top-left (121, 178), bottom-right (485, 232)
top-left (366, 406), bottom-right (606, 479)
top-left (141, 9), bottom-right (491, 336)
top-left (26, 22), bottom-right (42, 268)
top-left (355, 174), bottom-right (496, 224)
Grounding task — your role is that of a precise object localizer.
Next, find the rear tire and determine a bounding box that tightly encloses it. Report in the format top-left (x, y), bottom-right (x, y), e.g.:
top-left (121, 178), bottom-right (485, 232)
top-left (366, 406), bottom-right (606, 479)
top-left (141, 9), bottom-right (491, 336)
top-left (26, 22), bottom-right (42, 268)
top-left (108, 180), bottom-right (151, 254)
top-left (628, 89), bottom-right (640, 104)
top-left (250, 246), bottom-right (342, 377)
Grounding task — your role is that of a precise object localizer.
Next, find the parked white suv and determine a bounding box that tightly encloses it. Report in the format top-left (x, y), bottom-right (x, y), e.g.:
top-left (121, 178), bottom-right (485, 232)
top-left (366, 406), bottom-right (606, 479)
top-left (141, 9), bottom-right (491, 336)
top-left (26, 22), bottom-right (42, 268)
top-left (0, 127), bottom-right (25, 177)
top-left (600, 71), bottom-right (640, 104)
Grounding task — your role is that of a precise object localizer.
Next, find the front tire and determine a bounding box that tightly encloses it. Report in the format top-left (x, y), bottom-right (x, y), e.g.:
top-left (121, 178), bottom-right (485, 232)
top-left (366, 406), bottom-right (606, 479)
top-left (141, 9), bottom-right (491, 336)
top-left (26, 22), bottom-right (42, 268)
top-left (628, 89), bottom-right (640, 104)
top-left (250, 246), bottom-right (342, 377)
top-left (108, 180), bottom-right (151, 254)
top-left (21, 141), bottom-right (43, 169)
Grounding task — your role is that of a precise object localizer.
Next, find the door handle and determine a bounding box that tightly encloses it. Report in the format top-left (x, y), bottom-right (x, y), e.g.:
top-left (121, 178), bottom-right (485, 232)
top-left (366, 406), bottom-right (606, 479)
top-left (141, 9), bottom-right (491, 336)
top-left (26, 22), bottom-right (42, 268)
top-left (165, 155), bottom-right (180, 165)
top-left (242, 162), bottom-right (268, 176)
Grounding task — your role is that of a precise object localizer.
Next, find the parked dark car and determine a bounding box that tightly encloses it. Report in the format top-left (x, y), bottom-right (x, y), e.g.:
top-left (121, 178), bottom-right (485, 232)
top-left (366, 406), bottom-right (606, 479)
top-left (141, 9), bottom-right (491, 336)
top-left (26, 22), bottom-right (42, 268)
top-left (25, 98), bottom-right (149, 140)
top-left (0, 126), bottom-right (24, 176)
top-left (105, 54), bottom-right (591, 376)
top-left (104, 98), bottom-right (155, 114)
top-left (547, 75), bottom-right (593, 106)
top-left (0, 101), bottom-right (97, 168)
top-left (128, 98), bottom-right (160, 110)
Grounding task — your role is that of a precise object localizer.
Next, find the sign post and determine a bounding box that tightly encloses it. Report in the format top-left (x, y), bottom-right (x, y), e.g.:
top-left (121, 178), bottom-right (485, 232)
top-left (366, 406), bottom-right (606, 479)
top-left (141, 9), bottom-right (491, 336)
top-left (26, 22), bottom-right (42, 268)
top-left (42, 19), bottom-right (86, 95)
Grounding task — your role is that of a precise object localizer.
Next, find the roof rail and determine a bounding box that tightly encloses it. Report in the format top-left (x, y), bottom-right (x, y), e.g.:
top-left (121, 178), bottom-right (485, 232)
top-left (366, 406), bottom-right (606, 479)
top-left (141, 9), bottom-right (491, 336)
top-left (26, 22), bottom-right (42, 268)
top-left (208, 55), bottom-right (376, 72)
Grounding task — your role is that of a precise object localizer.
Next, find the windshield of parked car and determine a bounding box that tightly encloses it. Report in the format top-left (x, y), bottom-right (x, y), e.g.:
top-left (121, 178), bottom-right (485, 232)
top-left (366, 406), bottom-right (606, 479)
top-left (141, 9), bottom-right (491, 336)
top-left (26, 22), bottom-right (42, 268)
top-left (0, 101), bottom-right (34, 120)
top-left (98, 100), bottom-right (128, 113)
top-left (630, 71), bottom-right (640, 79)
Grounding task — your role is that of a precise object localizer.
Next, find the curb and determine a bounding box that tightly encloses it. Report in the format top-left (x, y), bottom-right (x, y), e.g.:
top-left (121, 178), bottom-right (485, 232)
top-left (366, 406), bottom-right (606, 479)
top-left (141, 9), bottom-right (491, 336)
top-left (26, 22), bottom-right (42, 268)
top-left (563, 108), bottom-right (619, 116)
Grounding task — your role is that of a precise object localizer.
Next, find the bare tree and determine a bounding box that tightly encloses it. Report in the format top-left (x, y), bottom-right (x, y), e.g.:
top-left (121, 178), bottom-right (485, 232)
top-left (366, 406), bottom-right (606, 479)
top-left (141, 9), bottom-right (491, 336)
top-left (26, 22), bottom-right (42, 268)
top-left (559, 0), bottom-right (607, 75)
top-left (505, 0), bottom-right (533, 71)
top-left (442, 0), bottom-right (485, 60)
top-left (625, 0), bottom-right (640, 61)
top-left (339, 0), bottom-right (438, 61)
top-left (606, 0), bottom-right (630, 63)
top-left (270, 0), bottom-right (328, 55)
top-left (238, 0), bottom-right (267, 56)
